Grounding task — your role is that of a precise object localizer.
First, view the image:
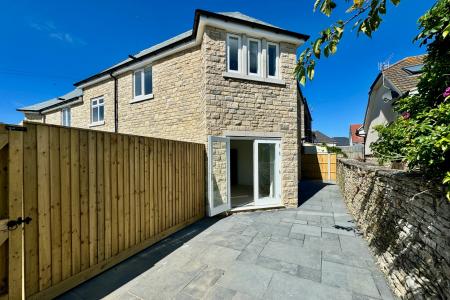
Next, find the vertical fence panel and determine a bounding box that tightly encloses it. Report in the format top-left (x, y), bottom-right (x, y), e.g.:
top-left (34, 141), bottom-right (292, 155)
top-left (49, 127), bottom-right (62, 285)
top-left (37, 125), bottom-right (52, 290)
top-left (8, 128), bottom-right (24, 299)
top-left (88, 131), bottom-right (97, 266)
top-left (117, 135), bottom-right (124, 252)
top-left (70, 129), bottom-right (81, 275)
top-left (129, 137), bottom-right (135, 246)
top-left (96, 132), bottom-right (105, 262)
top-left (123, 136), bottom-right (130, 249)
top-left (23, 124), bottom-right (39, 297)
top-left (60, 128), bottom-right (72, 281)
top-left (79, 131), bottom-right (89, 270)
top-left (103, 133), bottom-right (112, 260)
top-left (16, 123), bottom-right (205, 299)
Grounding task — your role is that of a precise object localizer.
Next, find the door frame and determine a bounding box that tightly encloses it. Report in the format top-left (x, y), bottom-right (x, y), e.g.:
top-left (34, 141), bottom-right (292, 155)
top-left (207, 136), bottom-right (231, 216)
top-left (253, 139), bottom-right (281, 206)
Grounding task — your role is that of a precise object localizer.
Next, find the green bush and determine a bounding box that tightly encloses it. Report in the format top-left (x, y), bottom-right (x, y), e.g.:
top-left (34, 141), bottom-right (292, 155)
top-left (371, 0), bottom-right (450, 200)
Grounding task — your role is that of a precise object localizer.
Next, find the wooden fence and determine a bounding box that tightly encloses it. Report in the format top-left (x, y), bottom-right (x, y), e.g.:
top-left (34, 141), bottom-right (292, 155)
top-left (301, 153), bottom-right (337, 181)
top-left (0, 122), bottom-right (205, 299)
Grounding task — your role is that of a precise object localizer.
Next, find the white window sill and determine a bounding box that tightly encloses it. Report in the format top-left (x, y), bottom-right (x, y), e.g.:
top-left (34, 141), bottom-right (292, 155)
top-left (89, 121), bottom-right (105, 127)
top-left (131, 94), bottom-right (154, 104)
top-left (223, 72), bottom-right (285, 86)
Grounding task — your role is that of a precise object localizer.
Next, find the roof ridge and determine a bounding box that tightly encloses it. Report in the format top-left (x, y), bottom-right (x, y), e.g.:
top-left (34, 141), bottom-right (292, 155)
top-left (382, 54), bottom-right (427, 72)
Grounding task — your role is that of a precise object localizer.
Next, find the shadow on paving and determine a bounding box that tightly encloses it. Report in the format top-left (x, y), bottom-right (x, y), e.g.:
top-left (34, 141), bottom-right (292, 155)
top-left (298, 180), bottom-right (333, 206)
top-left (58, 217), bottom-right (222, 300)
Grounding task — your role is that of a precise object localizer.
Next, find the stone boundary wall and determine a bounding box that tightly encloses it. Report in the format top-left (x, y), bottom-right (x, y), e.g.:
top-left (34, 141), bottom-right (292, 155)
top-left (337, 159), bottom-right (449, 299)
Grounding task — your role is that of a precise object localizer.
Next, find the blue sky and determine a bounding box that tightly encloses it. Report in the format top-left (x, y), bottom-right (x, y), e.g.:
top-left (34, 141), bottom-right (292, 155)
top-left (0, 0), bottom-right (434, 137)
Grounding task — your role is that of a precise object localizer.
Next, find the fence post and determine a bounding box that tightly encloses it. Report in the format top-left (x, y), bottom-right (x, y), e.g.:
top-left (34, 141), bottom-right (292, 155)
top-left (327, 153), bottom-right (331, 181)
top-left (8, 127), bottom-right (24, 299)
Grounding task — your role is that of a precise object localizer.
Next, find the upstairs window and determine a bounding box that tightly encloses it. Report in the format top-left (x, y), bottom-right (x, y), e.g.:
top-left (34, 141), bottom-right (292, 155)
top-left (248, 39), bottom-right (261, 75)
top-left (91, 97), bottom-right (104, 125)
top-left (227, 34), bottom-right (241, 72)
top-left (267, 43), bottom-right (279, 78)
top-left (133, 66), bottom-right (153, 101)
top-left (61, 107), bottom-right (71, 126)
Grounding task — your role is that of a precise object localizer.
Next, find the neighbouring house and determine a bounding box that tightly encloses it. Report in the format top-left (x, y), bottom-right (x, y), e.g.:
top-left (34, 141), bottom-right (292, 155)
top-left (333, 137), bottom-right (349, 147)
top-left (312, 131), bottom-right (336, 147)
top-left (363, 54), bottom-right (425, 155)
top-left (349, 124), bottom-right (364, 146)
top-left (17, 9), bottom-right (311, 214)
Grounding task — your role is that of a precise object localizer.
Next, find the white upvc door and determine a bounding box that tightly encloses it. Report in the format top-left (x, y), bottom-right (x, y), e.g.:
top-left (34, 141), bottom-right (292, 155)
top-left (207, 136), bottom-right (231, 216)
top-left (253, 140), bottom-right (281, 206)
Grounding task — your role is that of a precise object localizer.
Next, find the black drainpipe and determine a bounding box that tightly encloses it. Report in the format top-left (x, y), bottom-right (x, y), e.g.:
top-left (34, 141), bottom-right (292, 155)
top-left (110, 72), bottom-right (118, 133)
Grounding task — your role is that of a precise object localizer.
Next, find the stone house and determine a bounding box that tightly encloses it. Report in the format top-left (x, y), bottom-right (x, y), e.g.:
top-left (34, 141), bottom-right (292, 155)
top-left (18, 9), bottom-right (311, 214)
top-left (363, 54), bottom-right (425, 155)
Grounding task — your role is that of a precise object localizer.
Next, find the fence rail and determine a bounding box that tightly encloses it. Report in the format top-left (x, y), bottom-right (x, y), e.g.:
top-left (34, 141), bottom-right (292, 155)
top-left (0, 122), bottom-right (205, 299)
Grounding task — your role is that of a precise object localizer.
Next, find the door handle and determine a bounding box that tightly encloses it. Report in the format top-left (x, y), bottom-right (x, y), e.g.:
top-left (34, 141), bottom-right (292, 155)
top-left (6, 217), bottom-right (32, 231)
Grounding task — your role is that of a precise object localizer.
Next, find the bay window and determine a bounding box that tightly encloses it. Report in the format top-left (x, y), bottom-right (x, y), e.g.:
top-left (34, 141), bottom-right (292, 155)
top-left (226, 34), bottom-right (279, 80)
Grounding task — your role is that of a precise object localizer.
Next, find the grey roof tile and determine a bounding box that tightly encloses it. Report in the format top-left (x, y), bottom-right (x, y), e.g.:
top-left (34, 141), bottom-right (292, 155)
top-left (18, 88), bottom-right (83, 112)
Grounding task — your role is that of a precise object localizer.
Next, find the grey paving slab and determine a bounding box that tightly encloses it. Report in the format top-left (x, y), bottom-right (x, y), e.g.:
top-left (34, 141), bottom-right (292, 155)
top-left (263, 272), bottom-right (353, 300)
top-left (260, 241), bottom-right (322, 270)
top-left (59, 181), bottom-right (395, 300)
top-left (216, 263), bottom-right (274, 299)
top-left (322, 261), bottom-right (381, 299)
top-left (291, 223), bottom-right (322, 237)
top-left (255, 255), bottom-right (298, 276)
top-left (303, 235), bottom-right (342, 252)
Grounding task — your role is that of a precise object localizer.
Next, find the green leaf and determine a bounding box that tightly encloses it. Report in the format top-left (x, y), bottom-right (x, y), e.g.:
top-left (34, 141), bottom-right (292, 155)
top-left (442, 23), bottom-right (450, 38)
top-left (313, 0), bottom-right (322, 12)
top-left (307, 61), bottom-right (316, 80)
top-left (390, 0), bottom-right (400, 6)
top-left (313, 39), bottom-right (323, 58)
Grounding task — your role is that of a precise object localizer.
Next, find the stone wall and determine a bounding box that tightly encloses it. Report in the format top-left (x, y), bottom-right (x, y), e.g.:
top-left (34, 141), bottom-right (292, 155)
top-left (337, 159), bottom-right (450, 299)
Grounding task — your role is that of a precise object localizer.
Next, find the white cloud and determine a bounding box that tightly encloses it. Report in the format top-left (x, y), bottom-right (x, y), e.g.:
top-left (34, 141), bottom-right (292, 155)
top-left (29, 20), bottom-right (86, 46)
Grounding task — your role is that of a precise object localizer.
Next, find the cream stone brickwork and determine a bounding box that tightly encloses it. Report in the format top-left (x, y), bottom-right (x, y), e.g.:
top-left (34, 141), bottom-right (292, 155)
top-left (117, 46), bottom-right (204, 144)
top-left (40, 24), bottom-right (302, 207)
top-left (202, 26), bottom-right (299, 206)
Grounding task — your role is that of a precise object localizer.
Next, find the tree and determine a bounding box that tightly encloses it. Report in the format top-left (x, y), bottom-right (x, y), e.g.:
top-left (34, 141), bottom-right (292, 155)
top-left (294, 0), bottom-right (450, 200)
top-left (295, 0), bottom-right (401, 85)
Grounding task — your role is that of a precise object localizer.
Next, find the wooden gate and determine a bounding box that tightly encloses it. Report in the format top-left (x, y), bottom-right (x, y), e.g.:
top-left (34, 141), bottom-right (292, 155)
top-left (0, 124), bottom-right (24, 300)
top-left (0, 122), bottom-right (206, 299)
top-left (301, 153), bottom-right (337, 181)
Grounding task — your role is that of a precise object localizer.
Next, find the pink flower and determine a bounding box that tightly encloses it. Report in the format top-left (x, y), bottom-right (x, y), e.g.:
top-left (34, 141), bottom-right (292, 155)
top-left (444, 87), bottom-right (450, 98)
top-left (402, 112), bottom-right (411, 120)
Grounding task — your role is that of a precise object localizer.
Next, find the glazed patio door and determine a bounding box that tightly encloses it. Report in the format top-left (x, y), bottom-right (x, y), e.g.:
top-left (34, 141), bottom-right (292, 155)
top-left (207, 136), bottom-right (231, 216)
top-left (253, 140), bottom-right (281, 206)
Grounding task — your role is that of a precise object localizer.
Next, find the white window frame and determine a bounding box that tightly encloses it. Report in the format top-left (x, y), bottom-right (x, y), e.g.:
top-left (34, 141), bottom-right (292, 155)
top-left (247, 38), bottom-right (261, 76)
top-left (267, 42), bottom-right (279, 79)
top-left (227, 34), bottom-right (242, 73)
top-left (61, 107), bottom-right (71, 127)
top-left (132, 66), bottom-right (153, 103)
top-left (90, 96), bottom-right (104, 126)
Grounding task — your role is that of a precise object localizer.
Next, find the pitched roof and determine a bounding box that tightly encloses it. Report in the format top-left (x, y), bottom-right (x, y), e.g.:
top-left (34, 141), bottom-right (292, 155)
top-left (313, 131), bottom-right (335, 144)
top-left (380, 54), bottom-right (426, 94)
top-left (17, 88), bottom-right (83, 113)
top-left (74, 9), bottom-right (309, 87)
top-left (350, 124), bottom-right (364, 144)
top-left (333, 137), bottom-right (349, 146)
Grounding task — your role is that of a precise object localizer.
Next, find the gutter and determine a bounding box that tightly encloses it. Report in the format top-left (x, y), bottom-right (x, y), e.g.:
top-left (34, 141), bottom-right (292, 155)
top-left (110, 73), bottom-right (119, 133)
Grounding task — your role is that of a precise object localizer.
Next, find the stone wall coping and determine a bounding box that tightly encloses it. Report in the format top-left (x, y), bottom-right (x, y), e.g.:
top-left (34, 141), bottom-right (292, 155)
top-left (338, 158), bottom-right (444, 193)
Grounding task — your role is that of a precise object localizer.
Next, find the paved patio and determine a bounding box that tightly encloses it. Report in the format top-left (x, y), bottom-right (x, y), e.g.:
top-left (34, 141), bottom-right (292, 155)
top-left (60, 181), bottom-right (395, 300)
